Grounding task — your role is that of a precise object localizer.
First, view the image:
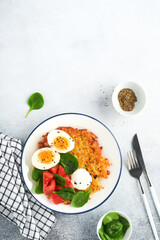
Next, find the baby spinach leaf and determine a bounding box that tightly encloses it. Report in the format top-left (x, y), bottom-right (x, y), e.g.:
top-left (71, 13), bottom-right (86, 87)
top-left (32, 168), bottom-right (43, 181)
top-left (53, 173), bottom-right (66, 186)
top-left (25, 92), bottom-right (44, 118)
top-left (35, 178), bottom-right (43, 194)
top-left (60, 153), bottom-right (79, 174)
top-left (104, 220), bottom-right (123, 238)
top-left (119, 216), bottom-right (130, 235)
top-left (55, 187), bottom-right (75, 200)
top-left (71, 189), bottom-right (92, 208)
top-left (102, 212), bottom-right (119, 225)
top-left (98, 228), bottom-right (108, 240)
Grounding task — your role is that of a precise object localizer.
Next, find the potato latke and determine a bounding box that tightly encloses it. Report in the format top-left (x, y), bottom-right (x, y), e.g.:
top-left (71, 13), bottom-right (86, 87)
top-left (57, 127), bottom-right (111, 193)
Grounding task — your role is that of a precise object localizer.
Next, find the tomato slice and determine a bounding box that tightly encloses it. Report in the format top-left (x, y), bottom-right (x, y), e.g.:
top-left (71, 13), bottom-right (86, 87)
top-left (64, 175), bottom-right (74, 188)
top-left (44, 179), bottom-right (56, 194)
top-left (49, 167), bottom-right (58, 174)
top-left (58, 165), bottom-right (66, 177)
top-left (52, 193), bottom-right (64, 204)
top-left (43, 171), bottom-right (54, 194)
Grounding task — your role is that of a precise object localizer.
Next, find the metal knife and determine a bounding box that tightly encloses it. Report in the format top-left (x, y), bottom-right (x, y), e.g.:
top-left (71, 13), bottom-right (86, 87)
top-left (133, 134), bottom-right (160, 218)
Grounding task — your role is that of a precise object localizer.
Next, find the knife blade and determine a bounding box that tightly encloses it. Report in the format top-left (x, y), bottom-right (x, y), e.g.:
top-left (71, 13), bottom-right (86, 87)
top-left (132, 134), bottom-right (160, 217)
top-left (132, 134), bottom-right (147, 172)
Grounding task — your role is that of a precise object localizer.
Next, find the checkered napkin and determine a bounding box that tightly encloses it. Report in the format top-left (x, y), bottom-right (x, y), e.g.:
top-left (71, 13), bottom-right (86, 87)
top-left (0, 133), bottom-right (56, 240)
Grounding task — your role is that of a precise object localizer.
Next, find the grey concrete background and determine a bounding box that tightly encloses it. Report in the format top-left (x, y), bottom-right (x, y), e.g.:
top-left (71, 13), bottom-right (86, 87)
top-left (0, 0), bottom-right (160, 239)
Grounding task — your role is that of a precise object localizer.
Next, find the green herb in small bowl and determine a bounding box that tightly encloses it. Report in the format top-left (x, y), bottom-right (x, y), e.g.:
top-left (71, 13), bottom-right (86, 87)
top-left (97, 211), bottom-right (132, 240)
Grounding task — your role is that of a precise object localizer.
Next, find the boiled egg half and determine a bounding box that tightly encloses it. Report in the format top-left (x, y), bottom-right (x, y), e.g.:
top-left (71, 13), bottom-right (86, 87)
top-left (32, 147), bottom-right (60, 170)
top-left (71, 168), bottom-right (92, 190)
top-left (47, 130), bottom-right (74, 153)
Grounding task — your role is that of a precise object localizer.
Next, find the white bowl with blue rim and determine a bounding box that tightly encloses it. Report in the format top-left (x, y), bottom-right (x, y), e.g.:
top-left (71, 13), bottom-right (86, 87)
top-left (21, 113), bottom-right (122, 214)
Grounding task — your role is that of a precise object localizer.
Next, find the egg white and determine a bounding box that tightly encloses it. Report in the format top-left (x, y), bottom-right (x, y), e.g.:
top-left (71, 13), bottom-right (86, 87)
top-left (71, 168), bottom-right (92, 190)
top-left (47, 129), bottom-right (75, 153)
top-left (32, 147), bottom-right (60, 170)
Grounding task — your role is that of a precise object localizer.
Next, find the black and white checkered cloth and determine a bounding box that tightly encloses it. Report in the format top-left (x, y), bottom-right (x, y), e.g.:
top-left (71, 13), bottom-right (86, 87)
top-left (0, 133), bottom-right (56, 239)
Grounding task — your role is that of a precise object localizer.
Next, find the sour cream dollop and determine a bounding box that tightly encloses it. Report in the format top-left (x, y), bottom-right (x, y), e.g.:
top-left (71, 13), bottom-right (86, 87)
top-left (71, 168), bottom-right (92, 190)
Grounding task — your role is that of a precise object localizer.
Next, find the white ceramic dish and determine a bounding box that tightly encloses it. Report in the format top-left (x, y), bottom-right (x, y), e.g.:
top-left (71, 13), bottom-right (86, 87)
top-left (112, 82), bottom-right (146, 116)
top-left (21, 113), bottom-right (122, 214)
top-left (97, 211), bottom-right (132, 240)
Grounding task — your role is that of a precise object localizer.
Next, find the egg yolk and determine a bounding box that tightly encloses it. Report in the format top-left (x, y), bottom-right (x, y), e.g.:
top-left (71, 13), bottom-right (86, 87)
top-left (53, 136), bottom-right (70, 150)
top-left (38, 150), bottom-right (54, 164)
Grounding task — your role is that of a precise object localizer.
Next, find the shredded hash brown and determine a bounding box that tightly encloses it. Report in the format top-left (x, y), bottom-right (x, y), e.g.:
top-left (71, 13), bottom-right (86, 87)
top-left (38, 127), bottom-right (111, 194)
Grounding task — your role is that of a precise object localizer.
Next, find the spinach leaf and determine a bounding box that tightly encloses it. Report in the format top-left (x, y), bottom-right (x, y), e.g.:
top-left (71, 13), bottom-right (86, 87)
top-left (55, 187), bottom-right (75, 200)
top-left (60, 153), bottom-right (79, 174)
top-left (25, 92), bottom-right (44, 118)
top-left (32, 168), bottom-right (43, 181)
top-left (53, 173), bottom-right (66, 186)
top-left (35, 178), bottom-right (43, 194)
top-left (104, 220), bottom-right (123, 238)
top-left (71, 189), bottom-right (92, 208)
top-left (119, 216), bottom-right (130, 235)
top-left (98, 228), bottom-right (108, 240)
top-left (102, 212), bottom-right (119, 225)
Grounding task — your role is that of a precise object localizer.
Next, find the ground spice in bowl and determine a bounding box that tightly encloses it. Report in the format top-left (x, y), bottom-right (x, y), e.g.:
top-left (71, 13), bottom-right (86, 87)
top-left (118, 88), bottom-right (137, 111)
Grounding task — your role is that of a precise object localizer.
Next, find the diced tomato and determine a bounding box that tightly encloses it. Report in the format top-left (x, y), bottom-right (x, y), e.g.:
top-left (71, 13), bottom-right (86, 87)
top-left (58, 165), bottom-right (66, 177)
top-left (44, 179), bottom-right (56, 194)
top-left (43, 171), bottom-right (54, 194)
top-left (55, 185), bottom-right (63, 191)
top-left (43, 171), bottom-right (53, 185)
top-left (49, 167), bottom-right (58, 174)
top-left (52, 193), bottom-right (64, 204)
top-left (64, 175), bottom-right (74, 188)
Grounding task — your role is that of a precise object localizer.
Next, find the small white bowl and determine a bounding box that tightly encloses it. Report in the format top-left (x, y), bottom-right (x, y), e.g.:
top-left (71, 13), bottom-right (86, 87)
top-left (97, 211), bottom-right (132, 240)
top-left (112, 82), bottom-right (146, 116)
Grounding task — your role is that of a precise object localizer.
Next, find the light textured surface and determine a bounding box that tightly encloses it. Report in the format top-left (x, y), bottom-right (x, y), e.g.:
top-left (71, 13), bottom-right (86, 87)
top-left (0, 1), bottom-right (160, 240)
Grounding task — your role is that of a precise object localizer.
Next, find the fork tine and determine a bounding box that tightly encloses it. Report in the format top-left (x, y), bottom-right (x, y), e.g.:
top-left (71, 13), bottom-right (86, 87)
top-left (127, 152), bottom-right (132, 170)
top-left (132, 150), bottom-right (139, 167)
top-left (129, 151), bottom-right (135, 168)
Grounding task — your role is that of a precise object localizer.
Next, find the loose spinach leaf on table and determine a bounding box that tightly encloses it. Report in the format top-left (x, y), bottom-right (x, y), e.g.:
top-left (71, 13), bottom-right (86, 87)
top-left (54, 187), bottom-right (75, 200)
top-left (71, 189), bottom-right (92, 208)
top-left (60, 153), bottom-right (79, 174)
top-left (35, 178), bottom-right (43, 194)
top-left (32, 168), bottom-right (44, 181)
top-left (53, 173), bottom-right (66, 186)
top-left (25, 92), bottom-right (44, 118)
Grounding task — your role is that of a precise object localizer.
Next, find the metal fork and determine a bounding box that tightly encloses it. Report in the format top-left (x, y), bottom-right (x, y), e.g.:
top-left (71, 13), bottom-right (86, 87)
top-left (127, 151), bottom-right (159, 240)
